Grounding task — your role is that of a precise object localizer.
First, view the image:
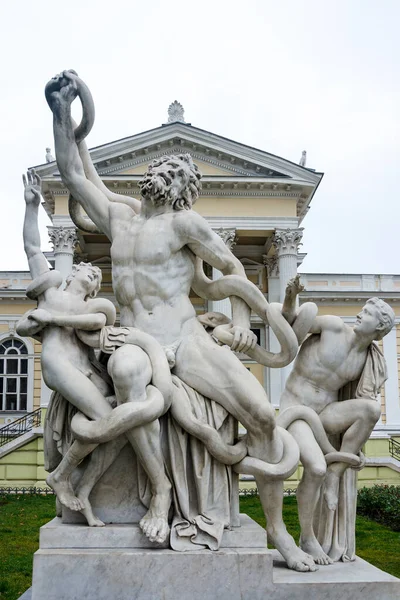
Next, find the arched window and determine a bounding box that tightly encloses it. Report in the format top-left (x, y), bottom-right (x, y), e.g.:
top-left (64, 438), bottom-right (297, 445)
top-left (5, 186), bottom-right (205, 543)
top-left (0, 339), bottom-right (29, 411)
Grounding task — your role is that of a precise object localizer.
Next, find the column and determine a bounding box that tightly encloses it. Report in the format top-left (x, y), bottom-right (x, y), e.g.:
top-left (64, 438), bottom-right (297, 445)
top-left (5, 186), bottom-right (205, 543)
top-left (382, 326), bottom-right (400, 429)
top-left (272, 228), bottom-right (304, 301)
top-left (264, 255), bottom-right (282, 406)
top-left (48, 226), bottom-right (79, 282)
top-left (209, 228), bottom-right (238, 318)
top-left (272, 228), bottom-right (304, 391)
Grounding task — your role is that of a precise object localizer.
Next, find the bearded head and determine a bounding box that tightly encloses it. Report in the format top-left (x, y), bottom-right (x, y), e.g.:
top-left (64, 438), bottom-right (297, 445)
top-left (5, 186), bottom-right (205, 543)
top-left (139, 154), bottom-right (202, 211)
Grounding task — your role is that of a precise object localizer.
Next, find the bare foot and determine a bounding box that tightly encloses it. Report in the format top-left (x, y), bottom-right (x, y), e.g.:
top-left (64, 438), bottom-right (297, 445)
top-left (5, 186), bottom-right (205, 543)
top-left (323, 471), bottom-right (340, 511)
top-left (268, 527), bottom-right (317, 572)
top-left (46, 471), bottom-right (84, 512)
top-left (300, 535), bottom-right (333, 566)
top-left (78, 495), bottom-right (105, 527)
top-left (140, 487), bottom-right (171, 544)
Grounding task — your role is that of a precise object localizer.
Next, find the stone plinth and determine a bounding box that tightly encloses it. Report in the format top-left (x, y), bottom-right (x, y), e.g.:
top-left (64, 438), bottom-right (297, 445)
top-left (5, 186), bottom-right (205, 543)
top-left (271, 549), bottom-right (400, 599)
top-left (25, 515), bottom-right (400, 600)
top-left (31, 515), bottom-right (271, 600)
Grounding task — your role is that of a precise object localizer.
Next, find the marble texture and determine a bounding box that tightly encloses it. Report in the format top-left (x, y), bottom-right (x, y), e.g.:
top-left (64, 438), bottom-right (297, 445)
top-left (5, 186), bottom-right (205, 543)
top-left (27, 523), bottom-right (400, 600)
top-left (40, 68), bottom-right (319, 571)
top-left (40, 514), bottom-right (265, 550)
top-left (278, 289), bottom-right (395, 565)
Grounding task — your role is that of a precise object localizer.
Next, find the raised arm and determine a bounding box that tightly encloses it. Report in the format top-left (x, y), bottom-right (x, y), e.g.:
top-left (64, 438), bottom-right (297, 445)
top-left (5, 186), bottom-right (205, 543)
top-left (22, 170), bottom-right (50, 280)
top-left (45, 71), bottom-right (112, 239)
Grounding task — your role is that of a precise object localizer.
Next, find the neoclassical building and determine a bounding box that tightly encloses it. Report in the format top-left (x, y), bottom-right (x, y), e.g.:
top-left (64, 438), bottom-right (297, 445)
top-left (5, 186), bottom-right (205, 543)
top-left (1, 105), bottom-right (399, 488)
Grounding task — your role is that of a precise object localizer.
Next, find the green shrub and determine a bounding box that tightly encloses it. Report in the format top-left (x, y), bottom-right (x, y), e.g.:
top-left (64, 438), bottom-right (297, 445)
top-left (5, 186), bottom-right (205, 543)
top-left (357, 485), bottom-right (400, 531)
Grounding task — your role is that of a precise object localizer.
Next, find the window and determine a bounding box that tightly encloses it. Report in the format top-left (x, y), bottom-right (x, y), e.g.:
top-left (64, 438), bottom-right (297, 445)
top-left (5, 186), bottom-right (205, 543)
top-left (0, 339), bottom-right (29, 411)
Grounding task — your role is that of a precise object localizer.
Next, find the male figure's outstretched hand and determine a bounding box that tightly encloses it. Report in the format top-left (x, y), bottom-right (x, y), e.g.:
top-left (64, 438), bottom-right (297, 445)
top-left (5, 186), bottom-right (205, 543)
top-left (285, 274), bottom-right (304, 298)
top-left (22, 169), bottom-right (41, 207)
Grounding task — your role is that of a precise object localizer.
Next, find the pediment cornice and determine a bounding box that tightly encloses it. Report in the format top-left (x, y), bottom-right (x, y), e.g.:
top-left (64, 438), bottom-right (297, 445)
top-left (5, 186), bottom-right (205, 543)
top-left (33, 122), bottom-right (323, 186)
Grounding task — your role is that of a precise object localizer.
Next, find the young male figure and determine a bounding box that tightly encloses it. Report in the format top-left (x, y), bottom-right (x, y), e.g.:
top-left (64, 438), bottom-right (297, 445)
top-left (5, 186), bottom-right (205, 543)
top-left (45, 69), bottom-right (317, 572)
top-left (281, 279), bottom-right (394, 565)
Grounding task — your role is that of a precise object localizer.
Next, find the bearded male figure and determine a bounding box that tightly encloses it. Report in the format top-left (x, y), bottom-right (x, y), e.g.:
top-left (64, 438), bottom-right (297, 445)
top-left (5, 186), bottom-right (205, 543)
top-left (45, 70), bottom-right (316, 572)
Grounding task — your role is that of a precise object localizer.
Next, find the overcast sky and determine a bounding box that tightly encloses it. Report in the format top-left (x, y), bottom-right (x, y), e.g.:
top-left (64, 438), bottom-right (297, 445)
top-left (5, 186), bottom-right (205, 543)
top-left (0, 0), bottom-right (399, 274)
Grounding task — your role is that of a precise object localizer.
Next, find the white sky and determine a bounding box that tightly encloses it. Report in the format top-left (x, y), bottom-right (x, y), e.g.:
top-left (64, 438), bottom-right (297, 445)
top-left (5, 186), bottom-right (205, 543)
top-left (0, 0), bottom-right (399, 274)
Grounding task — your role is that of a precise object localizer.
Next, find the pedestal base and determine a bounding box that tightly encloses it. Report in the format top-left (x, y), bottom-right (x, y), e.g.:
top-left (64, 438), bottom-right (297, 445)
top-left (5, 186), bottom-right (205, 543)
top-left (25, 516), bottom-right (400, 600)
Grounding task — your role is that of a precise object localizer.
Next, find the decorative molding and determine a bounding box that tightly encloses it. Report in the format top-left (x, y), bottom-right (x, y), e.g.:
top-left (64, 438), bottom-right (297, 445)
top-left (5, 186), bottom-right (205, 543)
top-left (48, 226), bottom-right (78, 254)
top-left (167, 101), bottom-right (185, 123)
top-left (272, 228), bottom-right (304, 257)
top-left (205, 216), bottom-right (300, 231)
top-left (263, 254), bottom-right (279, 278)
top-left (214, 228), bottom-right (238, 250)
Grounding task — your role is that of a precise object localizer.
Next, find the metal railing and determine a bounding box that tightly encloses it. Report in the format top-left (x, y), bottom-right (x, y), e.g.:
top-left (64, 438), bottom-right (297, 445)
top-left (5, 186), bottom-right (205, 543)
top-left (389, 437), bottom-right (400, 461)
top-left (0, 408), bottom-right (42, 448)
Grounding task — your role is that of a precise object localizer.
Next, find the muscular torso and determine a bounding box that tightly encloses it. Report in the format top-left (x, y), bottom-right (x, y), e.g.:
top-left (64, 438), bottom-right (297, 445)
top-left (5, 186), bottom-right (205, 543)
top-left (109, 204), bottom-right (198, 346)
top-left (281, 327), bottom-right (368, 413)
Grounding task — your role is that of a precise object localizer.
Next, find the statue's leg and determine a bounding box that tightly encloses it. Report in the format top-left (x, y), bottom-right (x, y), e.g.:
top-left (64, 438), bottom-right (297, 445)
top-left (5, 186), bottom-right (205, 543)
top-left (287, 420), bottom-right (332, 565)
top-left (45, 360), bottom-right (115, 511)
top-left (173, 333), bottom-right (316, 572)
top-left (75, 436), bottom-right (128, 526)
top-left (319, 399), bottom-right (381, 510)
top-left (108, 344), bottom-right (171, 544)
top-left (257, 478), bottom-right (316, 572)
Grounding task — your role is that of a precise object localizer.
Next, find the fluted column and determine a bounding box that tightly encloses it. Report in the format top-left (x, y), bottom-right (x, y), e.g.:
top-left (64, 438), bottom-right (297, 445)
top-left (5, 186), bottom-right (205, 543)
top-left (209, 228), bottom-right (238, 318)
top-left (48, 226), bottom-right (79, 282)
top-left (272, 228), bottom-right (304, 302)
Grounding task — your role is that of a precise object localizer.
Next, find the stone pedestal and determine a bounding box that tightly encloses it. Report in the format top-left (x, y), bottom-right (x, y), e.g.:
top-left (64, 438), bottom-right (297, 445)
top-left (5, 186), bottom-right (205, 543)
top-left (30, 515), bottom-right (272, 600)
top-left (24, 516), bottom-right (400, 600)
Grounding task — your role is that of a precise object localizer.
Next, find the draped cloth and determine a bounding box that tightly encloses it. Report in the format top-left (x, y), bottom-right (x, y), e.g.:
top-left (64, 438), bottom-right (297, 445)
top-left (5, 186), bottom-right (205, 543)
top-left (44, 367), bottom-right (235, 551)
top-left (314, 342), bottom-right (387, 561)
top-left (165, 376), bottom-right (234, 551)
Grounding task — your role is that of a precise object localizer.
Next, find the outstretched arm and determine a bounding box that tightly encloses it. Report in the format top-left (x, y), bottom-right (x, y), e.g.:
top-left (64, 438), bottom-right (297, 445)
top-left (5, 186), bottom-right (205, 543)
top-left (22, 170), bottom-right (49, 280)
top-left (46, 71), bottom-right (112, 239)
top-left (281, 275), bottom-right (304, 324)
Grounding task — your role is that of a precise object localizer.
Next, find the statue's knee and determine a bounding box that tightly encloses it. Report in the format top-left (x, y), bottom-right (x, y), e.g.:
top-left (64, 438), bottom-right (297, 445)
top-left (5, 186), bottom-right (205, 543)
top-left (303, 461), bottom-right (326, 480)
top-left (108, 345), bottom-right (151, 387)
top-left (256, 403), bottom-right (276, 432)
top-left (311, 463), bottom-right (327, 479)
top-left (363, 401), bottom-right (381, 425)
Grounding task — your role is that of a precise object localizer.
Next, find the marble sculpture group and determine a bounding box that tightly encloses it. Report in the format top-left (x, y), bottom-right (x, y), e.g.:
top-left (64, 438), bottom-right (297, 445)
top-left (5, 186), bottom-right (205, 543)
top-left (17, 70), bottom-right (395, 573)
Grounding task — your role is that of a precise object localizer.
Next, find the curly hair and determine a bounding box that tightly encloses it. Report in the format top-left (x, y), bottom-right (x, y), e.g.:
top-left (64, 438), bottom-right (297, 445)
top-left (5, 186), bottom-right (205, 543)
top-left (139, 154), bottom-right (202, 211)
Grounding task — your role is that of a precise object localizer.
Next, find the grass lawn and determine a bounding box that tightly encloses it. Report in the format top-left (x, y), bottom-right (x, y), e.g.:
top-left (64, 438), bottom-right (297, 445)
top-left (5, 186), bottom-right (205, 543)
top-left (0, 494), bottom-right (399, 600)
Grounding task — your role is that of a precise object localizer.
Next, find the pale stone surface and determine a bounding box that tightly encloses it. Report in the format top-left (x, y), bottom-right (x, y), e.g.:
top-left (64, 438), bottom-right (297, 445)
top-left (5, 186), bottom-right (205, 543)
top-left (278, 290), bottom-right (395, 564)
top-left (39, 68), bottom-right (319, 571)
top-left (26, 537), bottom-right (400, 600)
top-left (61, 445), bottom-right (147, 525)
top-left (271, 550), bottom-right (400, 600)
top-left (32, 547), bottom-right (273, 600)
top-left (21, 67), bottom-right (396, 585)
top-left (31, 515), bottom-right (272, 600)
top-left (40, 514), bottom-right (265, 550)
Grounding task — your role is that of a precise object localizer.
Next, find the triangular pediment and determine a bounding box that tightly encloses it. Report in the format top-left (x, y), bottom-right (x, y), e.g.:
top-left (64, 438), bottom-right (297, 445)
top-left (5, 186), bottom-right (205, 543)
top-left (33, 122), bottom-right (322, 187)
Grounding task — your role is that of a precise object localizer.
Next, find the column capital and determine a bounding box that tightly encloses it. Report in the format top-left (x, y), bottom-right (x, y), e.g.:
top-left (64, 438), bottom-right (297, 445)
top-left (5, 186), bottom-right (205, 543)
top-left (272, 228), bottom-right (304, 257)
top-left (48, 226), bottom-right (78, 255)
top-left (214, 227), bottom-right (238, 250)
top-left (262, 254), bottom-right (279, 278)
